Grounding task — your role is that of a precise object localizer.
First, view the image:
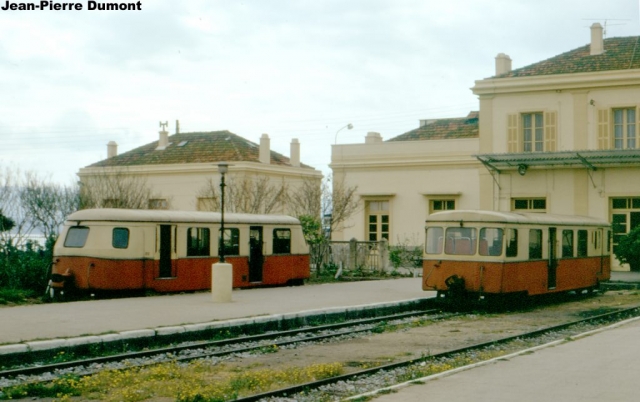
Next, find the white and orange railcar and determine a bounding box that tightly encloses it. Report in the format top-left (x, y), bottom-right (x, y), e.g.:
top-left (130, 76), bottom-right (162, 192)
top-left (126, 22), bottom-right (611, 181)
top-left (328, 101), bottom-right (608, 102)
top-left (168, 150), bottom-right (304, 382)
top-left (422, 210), bottom-right (611, 302)
top-left (49, 209), bottom-right (310, 297)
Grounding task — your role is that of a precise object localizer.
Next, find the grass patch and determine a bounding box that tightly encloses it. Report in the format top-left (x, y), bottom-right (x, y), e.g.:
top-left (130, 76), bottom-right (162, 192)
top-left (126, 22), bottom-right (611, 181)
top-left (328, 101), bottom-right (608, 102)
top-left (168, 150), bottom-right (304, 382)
top-left (1, 361), bottom-right (344, 402)
top-left (0, 288), bottom-right (39, 305)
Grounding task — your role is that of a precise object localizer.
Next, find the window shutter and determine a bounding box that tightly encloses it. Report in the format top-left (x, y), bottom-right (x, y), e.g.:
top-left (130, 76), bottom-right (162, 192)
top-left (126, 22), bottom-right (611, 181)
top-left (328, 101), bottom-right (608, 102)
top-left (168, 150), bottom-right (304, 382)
top-left (597, 109), bottom-right (610, 150)
top-left (544, 111), bottom-right (557, 152)
top-left (507, 114), bottom-right (519, 152)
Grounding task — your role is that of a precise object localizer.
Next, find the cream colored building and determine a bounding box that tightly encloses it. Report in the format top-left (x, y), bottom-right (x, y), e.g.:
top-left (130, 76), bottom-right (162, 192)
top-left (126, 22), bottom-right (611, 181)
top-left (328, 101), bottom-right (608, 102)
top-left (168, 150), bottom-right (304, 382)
top-left (332, 24), bottom-right (640, 270)
top-left (78, 124), bottom-right (322, 214)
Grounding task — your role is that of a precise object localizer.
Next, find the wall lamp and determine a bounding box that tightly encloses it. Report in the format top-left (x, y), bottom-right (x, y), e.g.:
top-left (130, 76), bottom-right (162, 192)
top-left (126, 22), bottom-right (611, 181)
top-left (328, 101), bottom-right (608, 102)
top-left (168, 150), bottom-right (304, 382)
top-left (518, 164), bottom-right (528, 176)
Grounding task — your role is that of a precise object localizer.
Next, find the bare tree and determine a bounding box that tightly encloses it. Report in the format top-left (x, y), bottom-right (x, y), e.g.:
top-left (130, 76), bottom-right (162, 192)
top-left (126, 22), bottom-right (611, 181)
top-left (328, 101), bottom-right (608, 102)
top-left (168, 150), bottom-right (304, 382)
top-left (78, 168), bottom-right (163, 210)
top-left (197, 174), bottom-right (288, 214)
top-left (324, 175), bottom-right (359, 235)
top-left (0, 166), bottom-right (35, 247)
top-left (288, 176), bottom-right (322, 218)
top-left (20, 172), bottom-right (79, 242)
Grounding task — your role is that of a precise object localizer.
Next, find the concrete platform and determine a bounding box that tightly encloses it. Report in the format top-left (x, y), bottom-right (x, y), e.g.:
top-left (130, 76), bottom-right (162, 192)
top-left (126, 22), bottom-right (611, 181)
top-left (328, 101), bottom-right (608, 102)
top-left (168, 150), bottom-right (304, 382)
top-left (369, 316), bottom-right (640, 402)
top-left (0, 278), bottom-right (428, 346)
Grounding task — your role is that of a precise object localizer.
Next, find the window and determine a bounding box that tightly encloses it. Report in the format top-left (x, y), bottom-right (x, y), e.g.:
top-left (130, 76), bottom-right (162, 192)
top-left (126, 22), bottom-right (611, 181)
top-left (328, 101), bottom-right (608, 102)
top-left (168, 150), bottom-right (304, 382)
top-left (522, 112), bottom-right (544, 152)
top-left (197, 197), bottom-right (217, 212)
top-left (562, 230), bottom-right (574, 258)
top-left (507, 112), bottom-right (556, 152)
top-left (64, 226), bottom-right (90, 248)
top-left (187, 227), bottom-right (210, 257)
top-left (148, 199), bottom-right (168, 210)
top-left (220, 228), bottom-right (240, 256)
top-left (431, 199), bottom-right (455, 213)
top-left (273, 229), bottom-right (291, 254)
top-left (112, 228), bottom-right (129, 249)
top-left (611, 198), bottom-right (640, 254)
top-left (577, 230), bottom-right (588, 257)
top-left (613, 108), bottom-right (637, 150)
top-left (512, 198), bottom-right (546, 212)
top-left (425, 227), bottom-right (444, 254)
top-left (529, 229), bottom-right (543, 259)
top-left (445, 227), bottom-right (477, 255)
top-left (366, 201), bottom-right (390, 241)
top-left (506, 229), bottom-right (518, 257)
top-left (479, 228), bottom-right (503, 257)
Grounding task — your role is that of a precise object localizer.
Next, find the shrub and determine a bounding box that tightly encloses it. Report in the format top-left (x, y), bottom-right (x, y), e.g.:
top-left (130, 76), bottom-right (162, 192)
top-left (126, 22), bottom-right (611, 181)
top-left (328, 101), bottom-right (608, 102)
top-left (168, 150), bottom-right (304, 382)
top-left (616, 225), bottom-right (640, 272)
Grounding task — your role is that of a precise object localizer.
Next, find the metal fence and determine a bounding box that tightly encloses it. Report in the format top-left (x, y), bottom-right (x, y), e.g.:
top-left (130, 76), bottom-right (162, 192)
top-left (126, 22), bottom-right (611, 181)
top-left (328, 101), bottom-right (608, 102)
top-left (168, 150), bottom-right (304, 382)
top-left (310, 238), bottom-right (389, 274)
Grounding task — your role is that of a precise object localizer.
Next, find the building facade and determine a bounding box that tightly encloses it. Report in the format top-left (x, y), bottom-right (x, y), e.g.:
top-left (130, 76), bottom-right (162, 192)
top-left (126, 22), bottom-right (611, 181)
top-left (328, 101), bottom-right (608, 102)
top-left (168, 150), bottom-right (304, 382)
top-left (78, 124), bottom-right (322, 215)
top-left (332, 24), bottom-right (640, 270)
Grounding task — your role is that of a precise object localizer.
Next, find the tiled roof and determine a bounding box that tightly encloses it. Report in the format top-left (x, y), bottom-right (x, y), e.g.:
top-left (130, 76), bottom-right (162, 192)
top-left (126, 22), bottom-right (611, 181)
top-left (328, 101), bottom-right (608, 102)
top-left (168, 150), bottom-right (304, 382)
top-left (495, 36), bottom-right (640, 78)
top-left (387, 112), bottom-right (479, 142)
top-left (88, 131), bottom-right (311, 168)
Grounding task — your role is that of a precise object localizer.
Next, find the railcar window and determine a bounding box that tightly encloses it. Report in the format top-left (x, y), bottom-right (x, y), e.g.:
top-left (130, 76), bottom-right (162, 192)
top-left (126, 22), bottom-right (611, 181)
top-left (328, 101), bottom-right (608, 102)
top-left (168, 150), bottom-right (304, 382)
top-left (577, 230), bottom-right (588, 257)
top-left (479, 228), bottom-right (503, 256)
top-left (112, 228), bottom-right (129, 249)
top-left (273, 229), bottom-right (291, 254)
top-left (425, 227), bottom-right (444, 254)
top-left (444, 227), bottom-right (477, 255)
top-left (506, 229), bottom-right (518, 257)
top-left (529, 229), bottom-right (543, 259)
top-left (64, 226), bottom-right (90, 248)
top-left (220, 228), bottom-right (240, 256)
top-left (187, 227), bottom-right (210, 257)
top-left (562, 230), bottom-right (574, 258)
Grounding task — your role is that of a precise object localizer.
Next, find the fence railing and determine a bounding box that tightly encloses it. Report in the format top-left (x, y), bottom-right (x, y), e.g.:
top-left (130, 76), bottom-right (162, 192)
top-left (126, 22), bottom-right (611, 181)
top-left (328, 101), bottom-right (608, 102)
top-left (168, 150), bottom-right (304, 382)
top-left (310, 238), bottom-right (389, 274)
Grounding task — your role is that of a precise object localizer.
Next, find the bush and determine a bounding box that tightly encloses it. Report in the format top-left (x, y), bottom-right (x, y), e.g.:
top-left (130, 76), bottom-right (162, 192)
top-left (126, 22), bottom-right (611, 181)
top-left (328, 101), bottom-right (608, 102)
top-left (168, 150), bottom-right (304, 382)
top-left (616, 226), bottom-right (640, 272)
top-left (0, 238), bottom-right (52, 298)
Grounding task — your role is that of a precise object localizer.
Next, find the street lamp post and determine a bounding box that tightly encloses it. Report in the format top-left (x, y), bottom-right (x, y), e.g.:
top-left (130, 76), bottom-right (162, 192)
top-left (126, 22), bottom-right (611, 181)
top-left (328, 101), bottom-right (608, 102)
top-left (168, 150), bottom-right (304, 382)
top-left (218, 163), bottom-right (228, 262)
top-left (334, 123), bottom-right (353, 144)
top-left (212, 162), bottom-right (232, 302)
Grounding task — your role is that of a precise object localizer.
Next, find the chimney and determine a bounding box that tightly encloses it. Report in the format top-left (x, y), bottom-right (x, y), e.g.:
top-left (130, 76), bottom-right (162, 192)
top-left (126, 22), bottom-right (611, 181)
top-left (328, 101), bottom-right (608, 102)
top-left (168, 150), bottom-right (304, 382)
top-left (176, 119), bottom-right (180, 134)
top-left (157, 121), bottom-right (169, 150)
top-left (259, 133), bottom-right (270, 164)
top-left (365, 132), bottom-right (383, 144)
top-left (107, 141), bottom-right (118, 158)
top-left (495, 53), bottom-right (512, 76)
top-left (590, 23), bottom-right (604, 56)
top-left (290, 138), bottom-right (300, 167)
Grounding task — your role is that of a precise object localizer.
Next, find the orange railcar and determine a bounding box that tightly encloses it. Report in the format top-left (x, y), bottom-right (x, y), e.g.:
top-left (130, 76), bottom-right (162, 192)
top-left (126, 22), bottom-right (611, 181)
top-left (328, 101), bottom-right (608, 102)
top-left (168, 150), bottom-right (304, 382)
top-left (422, 210), bottom-right (611, 303)
top-left (49, 209), bottom-right (310, 298)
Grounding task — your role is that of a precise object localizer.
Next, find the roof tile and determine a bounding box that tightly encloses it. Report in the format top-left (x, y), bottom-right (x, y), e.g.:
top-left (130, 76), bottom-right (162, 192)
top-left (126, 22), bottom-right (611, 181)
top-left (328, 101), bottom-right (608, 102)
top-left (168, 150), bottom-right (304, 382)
top-left (387, 112), bottom-right (479, 142)
top-left (88, 131), bottom-right (311, 168)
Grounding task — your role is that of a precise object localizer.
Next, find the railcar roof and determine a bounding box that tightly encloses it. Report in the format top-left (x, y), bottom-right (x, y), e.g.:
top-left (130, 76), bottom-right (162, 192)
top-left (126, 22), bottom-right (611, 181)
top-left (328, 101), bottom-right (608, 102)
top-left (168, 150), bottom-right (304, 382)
top-left (65, 209), bottom-right (301, 225)
top-left (426, 210), bottom-right (610, 227)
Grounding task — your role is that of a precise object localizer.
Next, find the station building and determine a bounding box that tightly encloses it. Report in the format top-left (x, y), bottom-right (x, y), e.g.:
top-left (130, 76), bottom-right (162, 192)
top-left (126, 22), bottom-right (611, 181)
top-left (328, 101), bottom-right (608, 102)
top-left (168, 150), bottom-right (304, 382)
top-left (331, 24), bottom-right (640, 271)
top-left (78, 123), bottom-right (322, 214)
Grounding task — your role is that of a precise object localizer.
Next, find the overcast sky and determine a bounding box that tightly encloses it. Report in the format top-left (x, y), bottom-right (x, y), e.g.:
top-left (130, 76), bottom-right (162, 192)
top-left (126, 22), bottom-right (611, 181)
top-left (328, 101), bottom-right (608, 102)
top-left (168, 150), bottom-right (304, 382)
top-left (1, 0), bottom-right (639, 184)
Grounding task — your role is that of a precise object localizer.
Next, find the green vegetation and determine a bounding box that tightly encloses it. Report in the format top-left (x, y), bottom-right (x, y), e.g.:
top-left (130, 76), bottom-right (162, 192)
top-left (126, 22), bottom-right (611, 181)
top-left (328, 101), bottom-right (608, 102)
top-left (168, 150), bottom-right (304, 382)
top-left (616, 225), bottom-right (640, 272)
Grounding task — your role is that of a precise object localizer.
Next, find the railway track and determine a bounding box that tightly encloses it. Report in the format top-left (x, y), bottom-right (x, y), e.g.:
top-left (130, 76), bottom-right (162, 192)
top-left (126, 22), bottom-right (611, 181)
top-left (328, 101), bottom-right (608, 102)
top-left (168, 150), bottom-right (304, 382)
top-left (0, 308), bottom-right (449, 389)
top-left (232, 304), bottom-right (640, 402)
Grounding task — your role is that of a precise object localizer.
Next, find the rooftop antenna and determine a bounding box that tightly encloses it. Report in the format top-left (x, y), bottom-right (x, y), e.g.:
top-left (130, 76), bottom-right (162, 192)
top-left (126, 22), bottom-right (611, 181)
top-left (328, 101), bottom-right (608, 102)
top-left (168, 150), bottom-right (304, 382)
top-left (583, 18), bottom-right (630, 38)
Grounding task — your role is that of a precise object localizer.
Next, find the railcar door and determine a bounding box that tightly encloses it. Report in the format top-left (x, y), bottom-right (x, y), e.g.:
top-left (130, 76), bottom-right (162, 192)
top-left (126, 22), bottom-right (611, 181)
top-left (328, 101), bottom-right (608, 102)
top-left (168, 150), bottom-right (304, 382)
top-left (548, 227), bottom-right (557, 289)
top-left (249, 226), bottom-right (264, 283)
top-left (158, 225), bottom-right (176, 278)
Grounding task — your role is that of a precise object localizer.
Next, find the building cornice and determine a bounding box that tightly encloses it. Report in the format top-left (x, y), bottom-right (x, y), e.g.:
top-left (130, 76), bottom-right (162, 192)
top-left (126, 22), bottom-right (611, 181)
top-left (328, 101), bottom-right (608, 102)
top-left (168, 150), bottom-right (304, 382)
top-left (472, 68), bottom-right (640, 96)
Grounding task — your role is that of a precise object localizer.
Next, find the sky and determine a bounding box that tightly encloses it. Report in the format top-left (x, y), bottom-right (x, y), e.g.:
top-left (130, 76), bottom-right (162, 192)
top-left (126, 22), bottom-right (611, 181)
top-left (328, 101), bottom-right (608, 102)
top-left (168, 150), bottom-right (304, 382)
top-left (1, 0), bottom-right (640, 185)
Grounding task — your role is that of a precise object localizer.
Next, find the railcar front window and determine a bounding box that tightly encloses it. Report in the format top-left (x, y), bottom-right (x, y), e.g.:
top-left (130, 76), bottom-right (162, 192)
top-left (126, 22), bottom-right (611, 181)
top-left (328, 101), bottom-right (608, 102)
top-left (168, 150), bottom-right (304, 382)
top-left (444, 227), bottom-right (477, 255)
top-left (273, 229), bottom-right (291, 254)
top-left (425, 227), bottom-right (444, 254)
top-left (112, 228), bottom-right (129, 249)
top-left (479, 228), bottom-right (503, 256)
top-left (64, 226), bottom-right (90, 248)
